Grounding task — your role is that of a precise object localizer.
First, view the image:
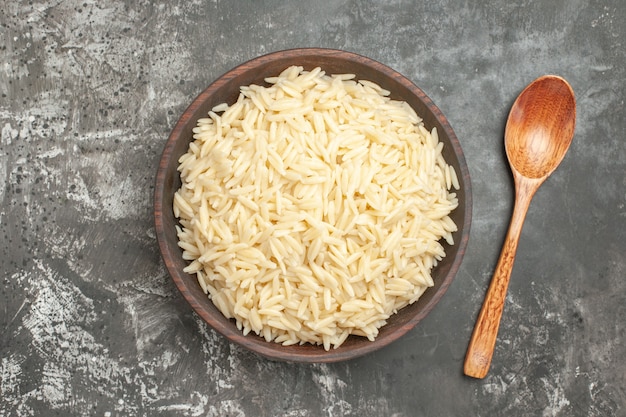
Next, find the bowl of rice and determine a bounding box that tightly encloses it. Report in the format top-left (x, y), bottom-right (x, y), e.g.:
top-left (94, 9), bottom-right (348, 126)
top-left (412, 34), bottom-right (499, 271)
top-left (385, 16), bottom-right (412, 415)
top-left (154, 48), bottom-right (471, 362)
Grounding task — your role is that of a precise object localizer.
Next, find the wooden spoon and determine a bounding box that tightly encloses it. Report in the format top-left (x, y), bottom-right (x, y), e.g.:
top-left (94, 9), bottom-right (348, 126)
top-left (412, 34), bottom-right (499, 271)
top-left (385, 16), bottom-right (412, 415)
top-left (464, 75), bottom-right (576, 379)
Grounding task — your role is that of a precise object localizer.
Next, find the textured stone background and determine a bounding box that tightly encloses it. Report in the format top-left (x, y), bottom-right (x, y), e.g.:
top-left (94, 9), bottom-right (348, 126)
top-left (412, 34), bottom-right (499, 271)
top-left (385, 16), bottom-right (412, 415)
top-left (1, 1), bottom-right (625, 416)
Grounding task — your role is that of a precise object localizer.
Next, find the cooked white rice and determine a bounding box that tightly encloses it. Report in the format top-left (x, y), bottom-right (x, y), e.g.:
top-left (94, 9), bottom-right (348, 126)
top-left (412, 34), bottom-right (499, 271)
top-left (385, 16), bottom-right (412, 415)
top-left (173, 66), bottom-right (459, 350)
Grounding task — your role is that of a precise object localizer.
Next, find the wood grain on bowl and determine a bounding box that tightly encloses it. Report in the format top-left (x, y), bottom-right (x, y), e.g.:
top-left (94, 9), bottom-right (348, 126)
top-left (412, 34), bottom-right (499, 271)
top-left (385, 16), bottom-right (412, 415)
top-left (154, 48), bottom-right (472, 363)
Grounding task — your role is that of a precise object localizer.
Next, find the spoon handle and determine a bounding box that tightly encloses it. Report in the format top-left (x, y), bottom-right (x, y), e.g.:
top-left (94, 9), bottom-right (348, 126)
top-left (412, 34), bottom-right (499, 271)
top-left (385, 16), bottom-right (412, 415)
top-left (464, 177), bottom-right (539, 379)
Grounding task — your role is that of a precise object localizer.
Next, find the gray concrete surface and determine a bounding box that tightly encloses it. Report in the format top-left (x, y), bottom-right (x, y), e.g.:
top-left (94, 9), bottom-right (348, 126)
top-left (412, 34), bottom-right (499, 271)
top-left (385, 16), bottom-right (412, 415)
top-left (1, 1), bottom-right (625, 416)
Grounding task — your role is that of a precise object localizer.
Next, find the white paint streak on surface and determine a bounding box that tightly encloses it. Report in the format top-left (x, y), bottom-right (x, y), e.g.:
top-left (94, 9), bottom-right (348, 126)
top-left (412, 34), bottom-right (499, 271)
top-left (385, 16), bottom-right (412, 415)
top-left (4, 261), bottom-right (142, 414)
top-left (155, 392), bottom-right (209, 416)
top-left (206, 400), bottom-right (246, 417)
top-left (1, 354), bottom-right (25, 401)
top-left (541, 376), bottom-right (571, 416)
top-left (1, 122), bottom-right (18, 146)
top-left (311, 364), bottom-right (353, 417)
top-left (41, 362), bottom-right (72, 408)
top-left (0, 151), bottom-right (7, 209)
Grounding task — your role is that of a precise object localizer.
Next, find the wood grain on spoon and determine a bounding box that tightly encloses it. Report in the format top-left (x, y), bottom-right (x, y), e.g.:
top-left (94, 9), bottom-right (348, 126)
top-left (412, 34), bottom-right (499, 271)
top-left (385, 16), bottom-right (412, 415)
top-left (464, 75), bottom-right (576, 379)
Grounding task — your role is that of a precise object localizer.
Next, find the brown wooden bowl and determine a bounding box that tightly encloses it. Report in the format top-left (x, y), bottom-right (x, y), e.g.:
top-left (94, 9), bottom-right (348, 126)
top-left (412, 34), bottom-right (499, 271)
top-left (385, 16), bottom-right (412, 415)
top-left (154, 48), bottom-right (472, 363)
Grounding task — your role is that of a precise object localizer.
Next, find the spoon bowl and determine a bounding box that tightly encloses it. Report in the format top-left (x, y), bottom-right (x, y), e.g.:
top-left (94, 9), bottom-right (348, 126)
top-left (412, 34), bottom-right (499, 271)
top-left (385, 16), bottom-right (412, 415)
top-left (464, 75), bottom-right (576, 379)
top-left (506, 76), bottom-right (576, 180)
